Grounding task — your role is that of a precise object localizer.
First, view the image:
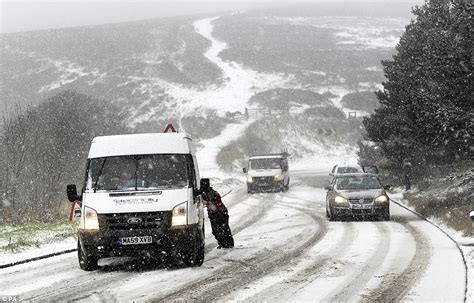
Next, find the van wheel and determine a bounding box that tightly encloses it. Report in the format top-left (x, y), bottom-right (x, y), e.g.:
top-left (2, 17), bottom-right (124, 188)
top-left (195, 238), bottom-right (205, 266)
top-left (284, 179), bottom-right (290, 191)
top-left (182, 232), bottom-right (205, 267)
top-left (78, 240), bottom-right (98, 271)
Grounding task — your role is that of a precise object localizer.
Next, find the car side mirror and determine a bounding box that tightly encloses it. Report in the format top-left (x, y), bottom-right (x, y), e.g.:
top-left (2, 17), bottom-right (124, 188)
top-left (66, 184), bottom-right (81, 202)
top-left (243, 167), bottom-right (247, 173)
top-left (329, 173), bottom-right (334, 176)
top-left (324, 186), bottom-right (332, 191)
top-left (384, 185), bottom-right (391, 190)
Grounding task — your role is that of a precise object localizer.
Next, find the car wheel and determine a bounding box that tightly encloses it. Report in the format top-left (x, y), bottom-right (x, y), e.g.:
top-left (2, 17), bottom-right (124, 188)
top-left (328, 205), bottom-right (337, 221)
top-left (78, 239), bottom-right (98, 271)
top-left (381, 207), bottom-right (390, 221)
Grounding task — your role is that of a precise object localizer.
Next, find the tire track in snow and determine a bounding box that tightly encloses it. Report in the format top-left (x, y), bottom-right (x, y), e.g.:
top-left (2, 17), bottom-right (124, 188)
top-left (246, 220), bottom-right (356, 302)
top-left (152, 202), bottom-right (327, 302)
top-left (361, 217), bottom-right (431, 303)
top-left (321, 222), bottom-right (391, 303)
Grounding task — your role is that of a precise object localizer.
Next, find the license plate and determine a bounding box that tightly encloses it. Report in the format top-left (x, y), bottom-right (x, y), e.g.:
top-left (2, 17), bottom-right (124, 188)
top-left (118, 236), bottom-right (152, 245)
top-left (351, 204), bottom-right (372, 210)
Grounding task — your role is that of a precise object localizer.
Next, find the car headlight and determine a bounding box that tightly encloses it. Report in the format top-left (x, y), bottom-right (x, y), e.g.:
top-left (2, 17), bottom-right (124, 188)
top-left (334, 196), bottom-right (348, 204)
top-left (247, 175), bottom-right (253, 183)
top-left (375, 195), bottom-right (389, 203)
top-left (172, 202), bottom-right (187, 226)
top-left (274, 174), bottom-right (284, 181)
top-left (79, 206), bottom-right (99, 230)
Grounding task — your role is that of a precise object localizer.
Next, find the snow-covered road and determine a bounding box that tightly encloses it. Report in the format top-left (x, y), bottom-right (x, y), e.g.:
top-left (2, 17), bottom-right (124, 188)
top-left (0, 172), bottom-right (466, 302)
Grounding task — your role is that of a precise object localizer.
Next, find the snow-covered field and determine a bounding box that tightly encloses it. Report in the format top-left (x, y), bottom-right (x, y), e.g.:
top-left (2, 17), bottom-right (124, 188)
top-left (129, 17), bottom-right (296, 126)
top-left (274, 16), bottom-right (407, 49)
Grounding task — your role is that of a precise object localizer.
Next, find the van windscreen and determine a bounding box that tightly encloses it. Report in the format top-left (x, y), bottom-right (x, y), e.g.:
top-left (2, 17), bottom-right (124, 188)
top-left (86, 154), bottom-right (188, 191)
top-left (250, 158), bottom-right (282, 170)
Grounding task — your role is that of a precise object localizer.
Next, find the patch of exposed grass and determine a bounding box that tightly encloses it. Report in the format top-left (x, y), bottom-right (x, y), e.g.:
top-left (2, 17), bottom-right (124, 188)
top-left (0, 220), bottom-right (78, 253)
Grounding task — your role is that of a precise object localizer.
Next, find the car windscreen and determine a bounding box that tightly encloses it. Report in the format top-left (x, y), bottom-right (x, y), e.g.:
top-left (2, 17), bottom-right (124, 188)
top-left (250, 158), bottom-right (282, 170)
top-left (337, 166), bottom-right (362, 174)
top-left (335, 176), bottom-right (381, 190)
top-left (86, 154), bottom-right (189, 191)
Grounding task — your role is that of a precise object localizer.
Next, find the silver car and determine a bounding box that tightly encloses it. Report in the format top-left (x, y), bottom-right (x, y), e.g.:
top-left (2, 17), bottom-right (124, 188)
top-left (325, 173), bottom-right (390, 221)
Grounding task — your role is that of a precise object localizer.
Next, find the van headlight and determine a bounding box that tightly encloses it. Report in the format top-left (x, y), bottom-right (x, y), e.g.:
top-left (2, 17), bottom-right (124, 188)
top-left (172, 202), bottom-right (187, 226)
top-left (247, 175), bottom-right (253, 183)
top-left (79, 206), bottom-right (99, 230)
top-left (375, 195), bottom-right (389, 203)
top-left (334, 196), bottom-right (348, 204)
top-left (274, 174), bottom-right (284, 181)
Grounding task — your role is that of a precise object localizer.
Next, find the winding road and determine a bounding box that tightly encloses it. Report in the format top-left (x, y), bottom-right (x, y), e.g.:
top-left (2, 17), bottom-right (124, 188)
top-left (0, 171), bottom-right (466, 302)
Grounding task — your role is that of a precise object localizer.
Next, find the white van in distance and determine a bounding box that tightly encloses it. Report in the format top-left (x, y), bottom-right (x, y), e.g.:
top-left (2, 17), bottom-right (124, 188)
top-left (243, 153), bottom-right (290, 193)
top-left (67, 132), bottom-right (205, 270)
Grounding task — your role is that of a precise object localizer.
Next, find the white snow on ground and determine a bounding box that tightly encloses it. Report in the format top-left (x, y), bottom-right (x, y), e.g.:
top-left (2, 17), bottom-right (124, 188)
top-left (274, 16), bottom-right (407, 49)
top-left (35, 57), bottom-right (106, 93)
top-left (312, 85), bottom-right (372, 118)
top-left (5, 48), bottom-right (106, 93)
top-left (290, 146), bottom-right (359, 174)
top-left (129, 17), bottom-right (295, 125)
top-left (197, 120), bottom-right (253, 180)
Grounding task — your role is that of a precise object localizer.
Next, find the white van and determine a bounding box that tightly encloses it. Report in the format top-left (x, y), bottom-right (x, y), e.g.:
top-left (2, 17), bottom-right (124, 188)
top-left (66, 133), bottom-right (205, 270)
top-left (243, 153), bottom-right (290, 193)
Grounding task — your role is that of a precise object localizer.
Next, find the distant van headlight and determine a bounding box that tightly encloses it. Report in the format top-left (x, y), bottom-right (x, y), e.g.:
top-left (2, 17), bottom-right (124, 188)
top-left (172, 202), bottom-right (187, 226)
top-left (375, 195), bottom-right (389, 203)
top-left (79, 206), bottom-right (99, 230)
top-left (247, 175), bottom-right (253, 183)
top-left (274, 174), bottom-right (284, 181)
top-left (334, 195), bottom-right (348, 204)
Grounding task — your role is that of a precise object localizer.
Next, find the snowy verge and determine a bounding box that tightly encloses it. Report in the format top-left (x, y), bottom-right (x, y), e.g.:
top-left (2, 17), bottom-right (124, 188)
top-left (0, 237), bottom-right (77, 267)
top-left (389, 188), bottom-right (473, 302)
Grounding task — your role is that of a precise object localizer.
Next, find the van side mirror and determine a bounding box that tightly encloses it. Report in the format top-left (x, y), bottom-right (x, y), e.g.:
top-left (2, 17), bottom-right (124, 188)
top-left (243, 167), bottom-right (247, 173)
top-left (66, 184), bottom-right (81, 202)
top-left (384, 185), bottom-right (391, 190)
top-left (324, 186), bottom-right (332, 191)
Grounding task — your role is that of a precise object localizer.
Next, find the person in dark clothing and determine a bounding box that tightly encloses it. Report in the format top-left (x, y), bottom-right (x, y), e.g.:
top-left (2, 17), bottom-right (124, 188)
top-left (200, 179), bottom-right (234, 249)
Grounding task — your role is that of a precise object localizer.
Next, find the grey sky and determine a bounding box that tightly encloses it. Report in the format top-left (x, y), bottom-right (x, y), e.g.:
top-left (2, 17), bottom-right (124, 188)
top-left (0, 1), bottom-right (423, 34)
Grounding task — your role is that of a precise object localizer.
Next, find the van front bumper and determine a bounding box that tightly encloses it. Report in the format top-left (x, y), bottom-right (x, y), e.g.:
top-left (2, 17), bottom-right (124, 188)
top-left (78, 224), bottom-right (200, 258)
top-left (247, 177), bottom-right (284, 192)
